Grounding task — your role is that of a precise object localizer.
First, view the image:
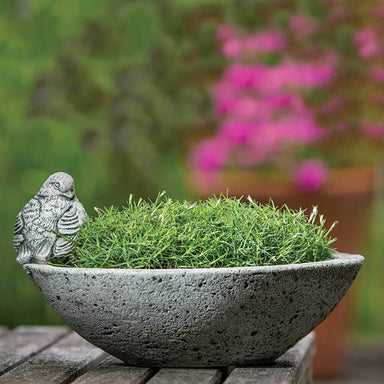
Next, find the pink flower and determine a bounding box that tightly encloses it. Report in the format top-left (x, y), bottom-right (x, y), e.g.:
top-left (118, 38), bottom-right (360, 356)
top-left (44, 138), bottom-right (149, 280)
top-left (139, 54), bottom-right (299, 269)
top-left (224, 62), bottom-right (335, 92)
top-left (219, 120), bottom-right (255, 144)
top-left (218, 28), bottom-right (286, 59)
top-left (191, 138), bottom-right (230, 171)
top-left (225, 64), bottom-right (265, 88)
top-left (223, 97), bottom-right (263, 119)
top-left (363, 123), bottom-right (384, 138)
top-left (215, 97), bottom-right (275, 120)
top-left (248, 125), bottom-right (278, 150)
top-left (369, 67), bottom-right (384, 82)
top-left (269, 94), bottom-right (307, 114)
top-left (371, 7), bottom-right (384, 19)
top-left (243, 30), bottom-right (286, 53)
top-left (222, 38), bottom-right (243, 58)
top-left (276, 62), bottom-right (335, 89)
top-left (295, 160), bottom-right (328, 191)
top-left (212, 89), bottom-right (311, 122)
top-left (290, 15), bottom-right (315, 37)
top-left (210, 80), bottom-right (241, 115)
top-left (355, 29), bottom-right (381, 59)
top-left (192, 23), bottom-right (340, 174)
top-left (246, 117), bottom-right (324, 154)
top-left (268, 118), bottom-right (325, 143)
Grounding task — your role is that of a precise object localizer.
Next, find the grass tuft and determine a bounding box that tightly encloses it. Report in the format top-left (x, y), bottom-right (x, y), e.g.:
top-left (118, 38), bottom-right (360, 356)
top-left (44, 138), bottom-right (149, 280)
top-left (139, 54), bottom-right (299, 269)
top-left (52, 193), bottom-right (337, 269)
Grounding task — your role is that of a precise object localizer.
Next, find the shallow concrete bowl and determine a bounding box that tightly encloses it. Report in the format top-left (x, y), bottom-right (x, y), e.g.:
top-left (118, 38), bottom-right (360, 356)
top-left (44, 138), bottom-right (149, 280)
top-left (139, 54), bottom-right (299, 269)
top-left (24, 252), bottom-right (363, 367)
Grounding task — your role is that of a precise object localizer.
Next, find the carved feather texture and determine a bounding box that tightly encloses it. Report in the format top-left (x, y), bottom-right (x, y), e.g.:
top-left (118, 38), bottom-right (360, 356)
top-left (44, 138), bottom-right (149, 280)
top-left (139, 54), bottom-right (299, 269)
top-left (53, 199), bottom-right (87, 258)
top-left (13, 213), bottom-right (24, 252)
top-left (14, 172), bottom-right (88, 265)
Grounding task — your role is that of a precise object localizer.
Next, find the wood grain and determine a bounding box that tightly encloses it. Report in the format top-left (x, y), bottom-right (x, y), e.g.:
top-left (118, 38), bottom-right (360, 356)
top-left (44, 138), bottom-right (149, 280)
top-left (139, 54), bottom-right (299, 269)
top-left (0, 326), bottom-right (68, 376)
top-left (72, 356), bottom-right (155, 384)
top-left (147, 368), bottom-right (222, 384)
top-left (0, 332), bottom-right (106, 384)
top-left (0, 327), bottom-right (315, 384)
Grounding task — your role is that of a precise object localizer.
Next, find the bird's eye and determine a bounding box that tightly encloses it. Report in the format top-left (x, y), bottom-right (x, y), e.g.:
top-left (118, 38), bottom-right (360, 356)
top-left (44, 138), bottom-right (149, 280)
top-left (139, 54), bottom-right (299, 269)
top-left (53, 182), bottom-right (60, 190)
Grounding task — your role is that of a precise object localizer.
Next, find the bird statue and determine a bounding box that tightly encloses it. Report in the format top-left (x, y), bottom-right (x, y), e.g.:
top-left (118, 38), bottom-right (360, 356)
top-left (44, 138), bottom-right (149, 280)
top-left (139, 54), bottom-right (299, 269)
top-left (13, 172), bottom-right (88, 265)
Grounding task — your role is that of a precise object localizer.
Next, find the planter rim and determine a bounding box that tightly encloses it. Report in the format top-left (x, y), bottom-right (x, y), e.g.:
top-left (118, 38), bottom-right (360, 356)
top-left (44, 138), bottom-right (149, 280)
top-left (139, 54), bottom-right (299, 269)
top-left (24, 252), bottom-right (363, 275)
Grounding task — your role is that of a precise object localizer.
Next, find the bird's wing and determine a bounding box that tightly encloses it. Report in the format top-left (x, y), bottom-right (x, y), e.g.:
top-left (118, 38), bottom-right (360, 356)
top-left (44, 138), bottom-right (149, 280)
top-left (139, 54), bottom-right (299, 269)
top-left (73, 198), bottom-right (88, 227)
top-left (13, 197), bottom-right (42, 252)
top-left (13, 213), bottom-right (24, 252)
top-left (53, 200), bottom-right (88, 257)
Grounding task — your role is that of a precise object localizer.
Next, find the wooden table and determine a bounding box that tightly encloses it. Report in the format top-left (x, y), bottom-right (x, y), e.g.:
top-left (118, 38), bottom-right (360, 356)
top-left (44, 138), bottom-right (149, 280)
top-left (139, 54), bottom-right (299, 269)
top-left (0, 326), bottom-right (314, 383)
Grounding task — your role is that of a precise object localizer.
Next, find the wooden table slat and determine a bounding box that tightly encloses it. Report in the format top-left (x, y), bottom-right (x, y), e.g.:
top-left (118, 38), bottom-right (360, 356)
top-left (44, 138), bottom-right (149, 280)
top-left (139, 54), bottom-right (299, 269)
top-left (0, 326), bottom-right (68, 376)
top-left (0, 327), bottom-right (315, 384)
top-left (224, 333), bottom-right (315, 384)
top-left (72, 356), bottom-right (155, 384)
top-left (147, 368), bottom-right (222, 384)
top-left (0, 332), bottom-right (106, 384)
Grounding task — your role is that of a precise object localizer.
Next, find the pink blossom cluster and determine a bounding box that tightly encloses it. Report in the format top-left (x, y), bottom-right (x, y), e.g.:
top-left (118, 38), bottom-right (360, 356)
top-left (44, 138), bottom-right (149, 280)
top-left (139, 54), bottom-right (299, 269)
top-left (217, 62), bottom-right (335, 94)
top-left (192, 26), bottom-right (336, 191)
top-left (217, 25), bottom-right (286, 59)
top-left (354, 25), bottom-right (384, 110)
top-left (192, 59), bottom-right (333, 184)
top-left (363, 122), bottom-right (384, 138)
top-left (356, 28), bottom-right (384, 139)
top-left (192, 18), bottom-right (384, 191)
top-left (356, 26), bottom-right (384, 137)
top-left (355, 29), bottom-right (382, 59)
top-left (369, 67), bottom-right (384, 82)
top-left (295, 160), bottom-right (328, 191)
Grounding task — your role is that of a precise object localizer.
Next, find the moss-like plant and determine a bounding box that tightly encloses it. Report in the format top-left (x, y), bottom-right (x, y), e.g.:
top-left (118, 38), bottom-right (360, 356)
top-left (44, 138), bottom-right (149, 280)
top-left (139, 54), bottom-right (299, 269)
top-left (53, 193), bottom-right (336, 269)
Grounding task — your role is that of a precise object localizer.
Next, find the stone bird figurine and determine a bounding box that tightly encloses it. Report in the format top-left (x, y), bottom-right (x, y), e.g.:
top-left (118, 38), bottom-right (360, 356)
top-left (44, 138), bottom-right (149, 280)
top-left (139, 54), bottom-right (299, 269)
top-left (13, 172), bottom-right (88, 265)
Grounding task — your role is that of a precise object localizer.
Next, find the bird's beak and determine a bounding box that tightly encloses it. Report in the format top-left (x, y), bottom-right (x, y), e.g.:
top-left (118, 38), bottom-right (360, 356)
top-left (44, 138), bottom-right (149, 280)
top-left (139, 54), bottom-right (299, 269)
top-left (64, 189), bottom-right (75, 199)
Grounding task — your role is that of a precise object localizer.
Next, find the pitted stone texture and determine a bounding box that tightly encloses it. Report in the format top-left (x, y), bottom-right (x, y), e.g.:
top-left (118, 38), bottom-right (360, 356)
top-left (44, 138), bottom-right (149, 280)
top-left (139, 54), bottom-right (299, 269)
top-left (24, 253), bottom-right (363, 367)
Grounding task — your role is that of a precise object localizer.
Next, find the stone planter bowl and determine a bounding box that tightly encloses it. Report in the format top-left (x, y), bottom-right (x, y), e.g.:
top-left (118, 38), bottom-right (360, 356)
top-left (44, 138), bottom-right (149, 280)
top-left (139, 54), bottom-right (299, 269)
top-left (24, 252), bottom-right (363, 367)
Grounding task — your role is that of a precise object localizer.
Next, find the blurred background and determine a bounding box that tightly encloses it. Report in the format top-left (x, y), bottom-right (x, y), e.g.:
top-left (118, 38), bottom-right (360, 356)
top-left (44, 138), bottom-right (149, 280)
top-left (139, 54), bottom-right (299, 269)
top-left (1, 0), bottom-right (383, 382)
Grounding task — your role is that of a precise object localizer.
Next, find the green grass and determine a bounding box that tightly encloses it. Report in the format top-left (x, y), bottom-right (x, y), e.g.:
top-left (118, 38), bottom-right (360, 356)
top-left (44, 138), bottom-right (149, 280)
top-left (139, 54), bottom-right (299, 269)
top-left (53, 193), bottom-right (336, 269)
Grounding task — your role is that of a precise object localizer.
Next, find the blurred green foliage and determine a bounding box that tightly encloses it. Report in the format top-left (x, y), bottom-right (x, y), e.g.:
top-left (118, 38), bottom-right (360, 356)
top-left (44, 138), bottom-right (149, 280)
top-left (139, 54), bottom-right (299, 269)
top-left (0, 0), bottom-right (382, 341)
top-left (0, 0), bottom-right (225, 327)
top-left (0, 0), bottom-right (192, 326)
top-left (356, 194), bottom-right (384, 341)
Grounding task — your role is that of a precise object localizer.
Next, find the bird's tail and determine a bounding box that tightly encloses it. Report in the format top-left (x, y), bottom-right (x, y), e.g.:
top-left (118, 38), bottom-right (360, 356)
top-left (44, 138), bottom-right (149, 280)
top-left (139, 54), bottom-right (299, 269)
top-left (16, 244), bottom-right (32, 266)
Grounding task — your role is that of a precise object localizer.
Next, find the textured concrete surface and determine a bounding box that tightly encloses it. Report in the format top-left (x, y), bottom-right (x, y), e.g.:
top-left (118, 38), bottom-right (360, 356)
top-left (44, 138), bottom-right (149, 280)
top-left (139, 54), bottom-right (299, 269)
top-left (24, 253), bottom-right (363, 367)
